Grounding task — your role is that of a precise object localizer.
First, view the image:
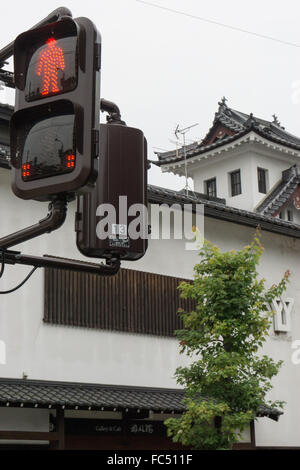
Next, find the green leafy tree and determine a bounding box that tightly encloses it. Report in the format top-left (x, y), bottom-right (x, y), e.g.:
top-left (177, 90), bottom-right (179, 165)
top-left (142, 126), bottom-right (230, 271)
top-left (165, 230), bottom-right (290, 450)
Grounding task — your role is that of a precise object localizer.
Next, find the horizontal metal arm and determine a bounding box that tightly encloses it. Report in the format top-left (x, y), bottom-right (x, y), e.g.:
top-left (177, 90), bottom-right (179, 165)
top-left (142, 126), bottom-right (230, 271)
top-left (3, 250), bottom-right (121, 276)
top-left (0, 195), bottom-right (121, 275)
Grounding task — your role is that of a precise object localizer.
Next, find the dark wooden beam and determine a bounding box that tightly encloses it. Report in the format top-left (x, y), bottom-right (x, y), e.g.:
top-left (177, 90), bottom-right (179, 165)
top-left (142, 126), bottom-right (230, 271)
top-left (0, 431), bottom-right (58, 440)
top-left (250, 420), bottom-right (256, 449)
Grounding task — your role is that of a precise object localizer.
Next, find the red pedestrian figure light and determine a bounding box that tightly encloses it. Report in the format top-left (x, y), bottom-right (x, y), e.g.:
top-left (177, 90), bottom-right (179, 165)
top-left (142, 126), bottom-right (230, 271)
top-left (36, 38), bottom-right (65, 96)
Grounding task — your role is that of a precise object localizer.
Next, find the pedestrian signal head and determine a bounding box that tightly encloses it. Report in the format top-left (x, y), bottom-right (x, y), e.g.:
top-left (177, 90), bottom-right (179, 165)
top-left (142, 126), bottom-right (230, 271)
top-left (14, 18), bottom-right (78, 103)
top-left (10, 17), bottom-right (101, 201)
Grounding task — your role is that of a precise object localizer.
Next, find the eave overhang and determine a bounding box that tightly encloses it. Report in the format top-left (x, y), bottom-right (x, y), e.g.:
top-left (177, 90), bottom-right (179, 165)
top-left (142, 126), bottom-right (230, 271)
top-left (154, 130), bottom-right (300, 177)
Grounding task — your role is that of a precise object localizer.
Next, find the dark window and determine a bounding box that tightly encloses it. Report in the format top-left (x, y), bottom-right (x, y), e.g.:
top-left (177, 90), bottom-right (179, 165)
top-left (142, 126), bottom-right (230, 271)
top-left (287, 210), bottom-right (293, 222)
top-left (279, 211), bottom-right (283, 219)
top-left (230, 170), bottom-right (241, 196)
top-left (205, 178), bottom-right (217, 197)
top-left (258, 168), bottom-right (267, 194)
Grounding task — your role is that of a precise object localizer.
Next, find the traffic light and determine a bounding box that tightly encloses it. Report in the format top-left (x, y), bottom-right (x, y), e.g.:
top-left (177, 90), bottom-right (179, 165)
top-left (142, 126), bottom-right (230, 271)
top-left (10, 16), bottom-right (101, 201)
top-left (76, 123), bottom-right (148, 261)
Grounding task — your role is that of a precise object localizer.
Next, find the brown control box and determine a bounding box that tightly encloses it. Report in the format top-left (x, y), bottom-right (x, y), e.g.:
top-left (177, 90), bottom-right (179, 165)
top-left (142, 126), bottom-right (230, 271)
top-left (76, 123), bottom-right (148, 261)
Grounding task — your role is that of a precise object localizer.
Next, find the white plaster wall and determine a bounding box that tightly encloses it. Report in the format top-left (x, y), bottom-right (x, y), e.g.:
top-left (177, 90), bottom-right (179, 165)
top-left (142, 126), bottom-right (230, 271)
top-left (0, 167), bottom-right (300, 445)
top-left (191, 143), bottom-right (297, 212)
top-left (251, 152), bottom-right (294, 209)
top-left (0, 167), bottom-right (197, 388)
top-left (203, 218), bottom-right (300, 447)
top-left (192, 150), bottom-right (254, 210)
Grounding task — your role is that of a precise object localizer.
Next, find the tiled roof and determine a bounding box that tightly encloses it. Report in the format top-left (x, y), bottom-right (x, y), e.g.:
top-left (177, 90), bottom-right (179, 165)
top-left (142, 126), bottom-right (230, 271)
top-left (154, 99), bottom-right (300, 166)
top-left (148, 184), bottom-right (300, 239)
top-left (219, 106), bottom-right (300, 148)
top-left (256, 165), bottom-right (300, 216)
top-left (0, 378), bottom-right (282, 421)
top-left (0, 103), bottom-right (13, 120)
top-left (256, 405), bottom-right (283, 422)
top-left (153, 128), bottom-right (249, 166)
top-left (1, 103), bottom-right (300, 238)
top-left (0, 378), bottom-right (185, 413)
top-left (0, 146), bottom-right (299, 238)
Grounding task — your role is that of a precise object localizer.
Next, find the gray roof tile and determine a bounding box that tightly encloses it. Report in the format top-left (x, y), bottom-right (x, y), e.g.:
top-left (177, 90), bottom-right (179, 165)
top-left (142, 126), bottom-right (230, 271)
top-left (256, 165), bottom-right (299, 216)
top-left (148, 184), bottom-right (300, 239)
top-left (0, 378), bottom-right (185, 412)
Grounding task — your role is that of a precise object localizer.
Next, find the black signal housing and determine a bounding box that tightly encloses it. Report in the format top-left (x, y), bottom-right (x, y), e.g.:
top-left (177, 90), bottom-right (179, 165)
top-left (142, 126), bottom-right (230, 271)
top-left (10, 16), bottom-right (101, 201)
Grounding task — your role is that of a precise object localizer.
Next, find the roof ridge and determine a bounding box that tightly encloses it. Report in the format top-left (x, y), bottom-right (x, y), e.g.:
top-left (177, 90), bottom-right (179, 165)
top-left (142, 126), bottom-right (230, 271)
top-left (0, 377), bottom-right (185, 394)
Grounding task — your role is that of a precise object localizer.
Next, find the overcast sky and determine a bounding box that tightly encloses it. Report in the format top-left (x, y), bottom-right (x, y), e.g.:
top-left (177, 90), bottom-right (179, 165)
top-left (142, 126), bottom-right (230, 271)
top-left (1, 0), bottom-right (300, 190)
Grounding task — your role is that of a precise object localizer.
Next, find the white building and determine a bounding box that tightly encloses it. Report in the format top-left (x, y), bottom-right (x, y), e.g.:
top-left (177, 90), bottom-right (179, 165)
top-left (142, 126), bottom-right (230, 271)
top-left (0, 99), bottom-right (299, 449)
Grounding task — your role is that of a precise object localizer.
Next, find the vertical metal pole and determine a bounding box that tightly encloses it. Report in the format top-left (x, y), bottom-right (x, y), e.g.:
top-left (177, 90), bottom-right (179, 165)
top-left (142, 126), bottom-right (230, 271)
top-left (250, 420), bottom-right (256, 449)
top-left (183, 132), bottom-right (188, 196)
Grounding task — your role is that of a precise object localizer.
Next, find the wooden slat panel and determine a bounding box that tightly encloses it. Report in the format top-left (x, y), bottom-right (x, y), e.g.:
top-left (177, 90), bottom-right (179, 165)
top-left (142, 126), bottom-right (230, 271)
top-left (44, 268), bottom-right (196, 337)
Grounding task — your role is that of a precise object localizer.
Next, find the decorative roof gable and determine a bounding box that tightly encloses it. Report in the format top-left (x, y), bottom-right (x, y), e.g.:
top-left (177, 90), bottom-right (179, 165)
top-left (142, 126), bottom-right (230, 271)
top-left (154, 98), bottom-right (300, 167)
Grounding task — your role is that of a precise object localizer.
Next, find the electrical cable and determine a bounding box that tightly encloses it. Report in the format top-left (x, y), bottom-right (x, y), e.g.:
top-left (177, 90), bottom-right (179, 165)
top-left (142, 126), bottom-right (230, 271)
top-left (136, 0), bottom-right (300, 49)
top-left (0, 266), bottom-right (37, 294)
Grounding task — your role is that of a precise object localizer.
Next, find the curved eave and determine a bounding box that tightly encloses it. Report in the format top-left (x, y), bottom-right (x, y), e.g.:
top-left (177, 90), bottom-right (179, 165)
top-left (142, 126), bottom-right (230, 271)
top-left (154, 129), bottom-right (248, 168)
top-left (156, 130), bottom-right (300, 175)
top-left (0, 377), bottom-right (283, 421)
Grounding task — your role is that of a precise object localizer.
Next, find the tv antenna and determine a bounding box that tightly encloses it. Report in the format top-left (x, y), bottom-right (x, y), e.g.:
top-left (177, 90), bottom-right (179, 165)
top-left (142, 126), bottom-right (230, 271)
top-left (169, 138), bottom-right (182, 159)
top-left (174, 122), bottom-right (199, 195)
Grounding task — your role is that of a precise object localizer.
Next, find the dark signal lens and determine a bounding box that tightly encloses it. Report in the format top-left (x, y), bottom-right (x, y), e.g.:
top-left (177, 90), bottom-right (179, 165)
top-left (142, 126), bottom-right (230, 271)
top-left (25, 35), bottom-right (77, 102)
top-left (21, 114), bottom-right (76, 181)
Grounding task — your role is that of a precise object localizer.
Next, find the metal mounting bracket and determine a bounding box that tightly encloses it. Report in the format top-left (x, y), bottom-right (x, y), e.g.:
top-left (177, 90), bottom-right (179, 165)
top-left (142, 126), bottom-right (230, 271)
top-left (0, 196), bottom-right (120, 276)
